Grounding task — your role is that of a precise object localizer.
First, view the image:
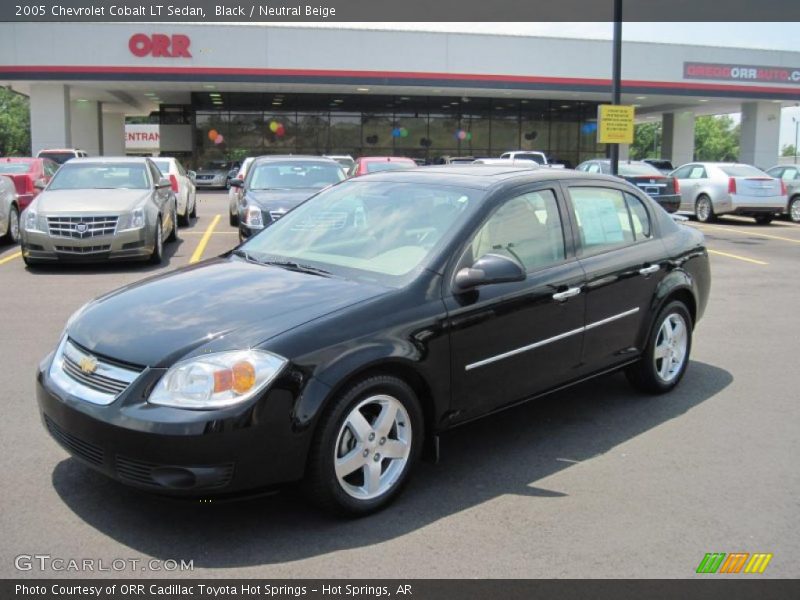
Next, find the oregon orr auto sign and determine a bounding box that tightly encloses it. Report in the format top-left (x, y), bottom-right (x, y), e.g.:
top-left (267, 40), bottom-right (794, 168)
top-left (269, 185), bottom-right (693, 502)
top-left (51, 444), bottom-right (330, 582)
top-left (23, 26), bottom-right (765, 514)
top-left (685, 62), bottom-right (800, 84)
top-left (129, 33), bottom-right (191, 58)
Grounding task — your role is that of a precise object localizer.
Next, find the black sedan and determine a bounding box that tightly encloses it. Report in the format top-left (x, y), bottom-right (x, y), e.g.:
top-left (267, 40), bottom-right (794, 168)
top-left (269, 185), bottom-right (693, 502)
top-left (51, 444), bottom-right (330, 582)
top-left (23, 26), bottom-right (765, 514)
top-left (232, 155), bottom-right (346, 241)
top-left (37, 166), bottom-right (710, 515)
top-left (576, 159), bottom-right (682, 213)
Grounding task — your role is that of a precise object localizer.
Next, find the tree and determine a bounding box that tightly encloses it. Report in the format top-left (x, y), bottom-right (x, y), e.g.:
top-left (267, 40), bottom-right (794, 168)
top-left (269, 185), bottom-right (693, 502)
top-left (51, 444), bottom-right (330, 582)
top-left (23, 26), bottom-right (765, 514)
top-left (781, 144), bottom-right (797, 158)
top-left (0, 87), bottom-right (31, 156)
top-left (693, 115), bottom-right (739, 162)
top-left (630, 122), bottom-right (662, 160)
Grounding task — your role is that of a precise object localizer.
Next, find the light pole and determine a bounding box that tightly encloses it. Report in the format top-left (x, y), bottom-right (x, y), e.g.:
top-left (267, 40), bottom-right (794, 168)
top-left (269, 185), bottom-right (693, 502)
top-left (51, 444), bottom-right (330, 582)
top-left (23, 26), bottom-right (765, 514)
top-left (794, 117), bottom-right (798, 165)
top-left (610, 0), bottom-right (623, 175)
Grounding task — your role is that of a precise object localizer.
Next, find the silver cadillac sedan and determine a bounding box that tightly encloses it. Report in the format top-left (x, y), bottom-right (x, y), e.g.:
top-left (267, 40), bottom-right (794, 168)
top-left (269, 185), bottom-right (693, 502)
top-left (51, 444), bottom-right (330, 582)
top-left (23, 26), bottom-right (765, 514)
top-left (20, 157), bottom-right (178, 266)
top-left (672, 162), bottom-right (787, 225)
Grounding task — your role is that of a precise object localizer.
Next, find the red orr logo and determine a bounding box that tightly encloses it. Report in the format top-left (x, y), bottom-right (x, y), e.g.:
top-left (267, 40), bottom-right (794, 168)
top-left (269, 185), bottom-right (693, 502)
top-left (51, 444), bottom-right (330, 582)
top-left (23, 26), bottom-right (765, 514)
top-left (128, 34), bottom-right (192, 58)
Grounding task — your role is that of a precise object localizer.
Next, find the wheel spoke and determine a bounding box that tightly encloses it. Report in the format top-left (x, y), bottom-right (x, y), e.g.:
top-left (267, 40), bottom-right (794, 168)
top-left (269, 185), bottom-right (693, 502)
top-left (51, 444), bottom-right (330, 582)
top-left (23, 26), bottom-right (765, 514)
top-left (659, 352), bottom-right (672, 378)
top-left (335, 448), bottom-right (366, 479)
top-left (654, 343), bottom-right (669, 359)
top-left (365, 460), bottom-right (382, 494)
top-left (346, 409), bottom-right (373, 443)
top-left (373, 401), bottom-right (398, 438)
top-left (382, 439), bottom-right (408, 460)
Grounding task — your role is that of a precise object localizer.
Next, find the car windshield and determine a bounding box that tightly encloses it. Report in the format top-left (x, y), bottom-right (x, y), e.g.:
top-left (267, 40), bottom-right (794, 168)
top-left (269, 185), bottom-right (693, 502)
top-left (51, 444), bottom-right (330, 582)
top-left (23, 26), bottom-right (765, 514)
top-left (721, 165), bottom-right (768, 177)
top-left (202, 161), bottom-right (234, 171)
top-left (153, 160), bottom-right (171, 174)
top-left (365, 161), bottom-right (415, 173)
top-left (248, 162), bottom-right (345, 190)
top-left (619, 163), bottom-right (663, 176)
top-left (239, 180), bottom-right (480, 285)
top-left (38, 152), bottom-right (75, 165)
top-left (47, 163), bottom-right (150, 190)
top-left (0, 163), bottom-right (32, 174)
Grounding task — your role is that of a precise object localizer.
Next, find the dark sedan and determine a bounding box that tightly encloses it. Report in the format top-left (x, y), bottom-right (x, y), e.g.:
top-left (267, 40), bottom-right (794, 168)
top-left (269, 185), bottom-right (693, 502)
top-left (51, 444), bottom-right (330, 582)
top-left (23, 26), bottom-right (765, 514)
top-left (37, 166), bottom-right (710, 515)
top-left (232, 156), bottom-right (346, 241)
top-left (576, 159), bottom-right (682, 213)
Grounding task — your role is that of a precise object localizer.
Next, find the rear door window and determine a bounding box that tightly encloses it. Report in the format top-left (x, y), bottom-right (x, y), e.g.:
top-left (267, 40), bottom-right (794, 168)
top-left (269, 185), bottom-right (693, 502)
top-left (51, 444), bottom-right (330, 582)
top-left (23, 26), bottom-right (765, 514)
top-left (568, 187), bottom-right (636, 256)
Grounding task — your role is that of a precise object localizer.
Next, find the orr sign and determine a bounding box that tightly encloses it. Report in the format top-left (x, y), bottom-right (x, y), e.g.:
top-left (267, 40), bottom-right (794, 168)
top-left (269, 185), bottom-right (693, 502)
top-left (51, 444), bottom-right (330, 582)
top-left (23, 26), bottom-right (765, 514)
top-left (129, 33), bottom-right (191, 58)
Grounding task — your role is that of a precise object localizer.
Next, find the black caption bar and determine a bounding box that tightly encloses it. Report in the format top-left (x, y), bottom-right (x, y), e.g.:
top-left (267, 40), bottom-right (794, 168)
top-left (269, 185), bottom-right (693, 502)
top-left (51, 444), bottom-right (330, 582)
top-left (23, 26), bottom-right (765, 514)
top-left (5, 580), bottom-right (800, 600)
top-left (2, 0), bottom-right (800, 22)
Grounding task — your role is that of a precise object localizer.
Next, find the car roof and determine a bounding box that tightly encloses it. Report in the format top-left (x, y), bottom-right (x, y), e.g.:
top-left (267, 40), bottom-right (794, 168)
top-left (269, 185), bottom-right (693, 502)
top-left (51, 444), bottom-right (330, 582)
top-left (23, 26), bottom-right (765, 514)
top-left (359, 156), bottom-right (415, 162)
top-left (251, 155), bottom-right (339, 164)
top-left (37, 148), bottom-right (83, 153)
top-left (2, 157), bottom-right (37, 162)
top-left (583, 159), bottom-right (650, 165)
top-left (353, 164), bottom-right (618, 190)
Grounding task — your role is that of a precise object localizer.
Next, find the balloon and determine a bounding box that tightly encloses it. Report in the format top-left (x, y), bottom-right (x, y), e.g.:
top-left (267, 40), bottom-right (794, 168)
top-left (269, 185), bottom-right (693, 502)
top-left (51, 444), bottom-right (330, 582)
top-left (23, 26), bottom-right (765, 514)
top-left (208, 129), bottom-right (218, 141)
top-left (214, 134), bottom-right (224, 145)
top-left (466, 132), bottom-right (473, 141)
top-left (276, 124), bottom-right (286, 137)
top-left (269, 121), bottom-right (279, 133)
top-left (391, 128), bottom-right (401, 138)
top-left (400, 127), bottom-right (409, 138)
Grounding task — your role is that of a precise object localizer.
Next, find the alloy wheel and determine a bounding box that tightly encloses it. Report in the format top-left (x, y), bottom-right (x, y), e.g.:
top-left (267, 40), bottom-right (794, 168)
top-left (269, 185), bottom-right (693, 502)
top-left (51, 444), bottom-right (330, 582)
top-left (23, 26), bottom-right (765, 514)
top-left (9, 208), bottom-right (20, 242)
top-left (334, 394), bottom-right (412, 500)
top-left (696, 197), bottom-right (712, 222)
top-left (790, 198), bottom-right (800, 223)
top-left (653, 313), bottom-right (689, 383)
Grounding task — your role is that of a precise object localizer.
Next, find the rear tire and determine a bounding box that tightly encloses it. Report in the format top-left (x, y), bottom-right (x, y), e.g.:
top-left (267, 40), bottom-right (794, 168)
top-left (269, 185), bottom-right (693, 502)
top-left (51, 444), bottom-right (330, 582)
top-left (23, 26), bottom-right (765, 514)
top-left (190, 194), bottom-right (197, 219)
top-left (304, 375), bottom-right (423, 516)
top-left (695, 195), bottom-right (715, 223)
top-left (786, 196), bottom-right (799, 223)
top-left (754, 214), bottom-right (773, 225)
top-left (626, 301), bottom-right (693, 394)
top-left (229, 212), bottom-right (239, 227)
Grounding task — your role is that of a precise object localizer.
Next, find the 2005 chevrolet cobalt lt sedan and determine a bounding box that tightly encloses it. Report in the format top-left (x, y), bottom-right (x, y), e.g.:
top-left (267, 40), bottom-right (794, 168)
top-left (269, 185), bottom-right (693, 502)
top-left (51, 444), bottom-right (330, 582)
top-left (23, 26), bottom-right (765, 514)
top-left (37, 166), bottom-right (710, 515)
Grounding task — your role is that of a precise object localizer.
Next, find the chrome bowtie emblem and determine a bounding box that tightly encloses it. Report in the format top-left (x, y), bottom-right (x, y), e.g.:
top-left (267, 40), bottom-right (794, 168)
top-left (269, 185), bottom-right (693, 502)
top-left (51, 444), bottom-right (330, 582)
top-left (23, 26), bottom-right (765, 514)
top-left (78, 355), bottom-right (98, 374)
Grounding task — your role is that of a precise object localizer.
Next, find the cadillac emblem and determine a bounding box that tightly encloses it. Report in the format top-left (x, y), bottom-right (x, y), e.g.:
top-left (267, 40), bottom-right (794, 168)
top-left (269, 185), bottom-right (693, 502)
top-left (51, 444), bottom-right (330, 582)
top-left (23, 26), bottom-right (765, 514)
top-left (78, 355), bottom-right (98, 374)
top-left (76, 223), bottom-right (88, 234)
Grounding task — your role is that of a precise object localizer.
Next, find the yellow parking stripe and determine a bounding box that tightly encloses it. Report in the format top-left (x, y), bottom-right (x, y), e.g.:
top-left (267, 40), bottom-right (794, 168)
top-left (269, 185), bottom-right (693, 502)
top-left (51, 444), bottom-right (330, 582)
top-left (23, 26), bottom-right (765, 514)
top-left (189, 214), bottom-right (221, 264)
top-left (694, 223), bottom-right (800, 244)
top-left (0, 251), bottom-right (21, 265)
top-left (707, 249), bottom-right (768, 266)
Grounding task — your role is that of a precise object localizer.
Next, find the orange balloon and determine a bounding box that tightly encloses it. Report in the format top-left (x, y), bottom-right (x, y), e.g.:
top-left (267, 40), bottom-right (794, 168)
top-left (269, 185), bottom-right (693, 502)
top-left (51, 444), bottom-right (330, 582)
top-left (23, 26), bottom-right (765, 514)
top-left (208, 129), bottom-right (218, 141)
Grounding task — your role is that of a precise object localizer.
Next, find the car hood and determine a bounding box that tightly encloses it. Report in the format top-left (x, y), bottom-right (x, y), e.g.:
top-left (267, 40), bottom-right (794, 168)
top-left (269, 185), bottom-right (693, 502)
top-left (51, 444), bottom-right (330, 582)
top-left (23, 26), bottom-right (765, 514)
top-left (33, 188), bottom-right (151, 214)
top-left (245, 188), bottom-right (319, 211)
top-left (68, 257), bottom-right (388, 367)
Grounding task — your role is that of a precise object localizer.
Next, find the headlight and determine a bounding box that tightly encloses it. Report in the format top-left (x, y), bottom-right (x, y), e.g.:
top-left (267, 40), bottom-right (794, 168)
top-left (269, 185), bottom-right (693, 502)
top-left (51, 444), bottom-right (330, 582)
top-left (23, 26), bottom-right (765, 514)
top-left (118, 208), bottom-right (145, 231)
top-left (244, 205), bottom-right (264, 229)
top-left (148, 350), bottom-right (287, 410)
top-left (24, 210), bottom-right (46, 232)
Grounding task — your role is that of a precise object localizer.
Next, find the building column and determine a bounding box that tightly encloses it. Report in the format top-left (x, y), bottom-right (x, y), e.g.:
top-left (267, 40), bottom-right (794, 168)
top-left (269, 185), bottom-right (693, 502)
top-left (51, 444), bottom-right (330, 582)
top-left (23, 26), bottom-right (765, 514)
top-left (661, 111), bottom-right (695, 167)
top-left (739, 101), bottom-right (780, 169)
top-left (29, 84), bottom-right (71, 155)
top-left (102, 112), bottom-right (126, 156)
top-left (70, 99), bottom-right (102, 156)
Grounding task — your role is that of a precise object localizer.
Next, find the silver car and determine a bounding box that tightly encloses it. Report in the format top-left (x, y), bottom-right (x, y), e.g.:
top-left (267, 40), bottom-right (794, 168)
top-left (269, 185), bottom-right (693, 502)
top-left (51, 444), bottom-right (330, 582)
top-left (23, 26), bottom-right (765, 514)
top-left (0, 175), bottom-right (20, 244)
top-left (20, 157), bottom-right (179, 266)
top-left (672, 162), bottom-right (787, 225)
top-left (766, 165), bottom-right (800, 223)
top-left (152, 157), bottom-right (197, 226)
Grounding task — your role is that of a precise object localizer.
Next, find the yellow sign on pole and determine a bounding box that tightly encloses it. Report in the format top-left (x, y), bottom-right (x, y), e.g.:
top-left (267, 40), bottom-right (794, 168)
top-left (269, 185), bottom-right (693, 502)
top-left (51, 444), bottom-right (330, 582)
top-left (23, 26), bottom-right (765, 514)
top-left (597, 104), bottom-right (635, 144)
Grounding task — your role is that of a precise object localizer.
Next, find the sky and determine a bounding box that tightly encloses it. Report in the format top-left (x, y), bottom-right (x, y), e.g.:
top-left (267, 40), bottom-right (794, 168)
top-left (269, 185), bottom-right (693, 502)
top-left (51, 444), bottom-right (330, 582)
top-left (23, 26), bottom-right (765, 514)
top-left (267, 22), bottom-right (800, 149)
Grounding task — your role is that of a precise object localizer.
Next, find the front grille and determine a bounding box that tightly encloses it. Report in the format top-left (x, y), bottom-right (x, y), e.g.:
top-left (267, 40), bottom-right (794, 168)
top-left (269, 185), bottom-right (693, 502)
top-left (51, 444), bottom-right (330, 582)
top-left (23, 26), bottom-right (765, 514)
top-left (116, 456), bottom-right (235, 489)
top-left (48, 216), bottom-right (118, 239)
top-left (58, 339), bottom-right (143, 399)
top-left (54, 245), bottom-right (111, 254)
top-left (44, 415), bottom-right (104, 466)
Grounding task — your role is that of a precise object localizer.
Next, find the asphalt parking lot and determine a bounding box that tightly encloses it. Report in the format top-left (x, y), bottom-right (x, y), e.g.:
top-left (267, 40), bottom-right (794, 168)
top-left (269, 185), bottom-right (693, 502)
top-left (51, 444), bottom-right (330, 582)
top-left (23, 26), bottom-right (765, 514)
top-left (0, 192), bottom-right (798, 579)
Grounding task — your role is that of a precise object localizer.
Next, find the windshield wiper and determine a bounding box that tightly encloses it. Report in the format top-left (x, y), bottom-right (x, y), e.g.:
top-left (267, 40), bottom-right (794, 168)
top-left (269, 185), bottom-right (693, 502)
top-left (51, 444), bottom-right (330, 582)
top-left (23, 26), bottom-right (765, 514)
top-left (260, 259), bottom-right (332, 277)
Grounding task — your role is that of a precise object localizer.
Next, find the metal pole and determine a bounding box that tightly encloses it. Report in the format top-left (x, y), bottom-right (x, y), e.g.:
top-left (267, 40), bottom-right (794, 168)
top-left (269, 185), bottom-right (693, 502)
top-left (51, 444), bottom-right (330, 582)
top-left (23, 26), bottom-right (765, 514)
top-left (794, 117), bottom-right (798, 165)
top-left (610, 0), bottom-right (623, 175)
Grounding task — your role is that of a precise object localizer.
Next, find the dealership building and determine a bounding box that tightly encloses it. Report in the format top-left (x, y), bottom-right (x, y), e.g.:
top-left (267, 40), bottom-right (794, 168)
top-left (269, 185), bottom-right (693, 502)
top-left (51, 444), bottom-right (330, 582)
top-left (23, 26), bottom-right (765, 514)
top-left (1, 23), bottom-right (799, 169)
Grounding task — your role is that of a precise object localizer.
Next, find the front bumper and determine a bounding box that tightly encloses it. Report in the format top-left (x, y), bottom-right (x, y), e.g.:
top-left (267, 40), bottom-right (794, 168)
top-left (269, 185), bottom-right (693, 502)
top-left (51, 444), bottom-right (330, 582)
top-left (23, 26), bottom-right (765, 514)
top-left (36, 348), bottom-right (314, 495)
top-left (194, 176), bottom-right (228, 189)
top-left (21, 227), bottom-right (153, 262)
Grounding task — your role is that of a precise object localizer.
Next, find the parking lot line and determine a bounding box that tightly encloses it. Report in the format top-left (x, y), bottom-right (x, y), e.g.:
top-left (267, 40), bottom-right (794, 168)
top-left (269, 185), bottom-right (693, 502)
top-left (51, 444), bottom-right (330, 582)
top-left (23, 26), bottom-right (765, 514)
top-left (0, 251), bottom-right (21, 265)
top-left (707, 248), bottom-right (768, 266)
top-left (694, 223), bottom-right (800, 244)
top-left (189, 214), bottom-right (222, 264)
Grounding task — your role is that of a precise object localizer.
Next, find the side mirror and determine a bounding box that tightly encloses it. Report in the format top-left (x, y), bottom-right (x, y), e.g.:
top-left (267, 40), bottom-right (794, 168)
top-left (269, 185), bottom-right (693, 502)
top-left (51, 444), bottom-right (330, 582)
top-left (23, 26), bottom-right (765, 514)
top-left (33, 178), bottom-right (47, 190)
top-left (156, 177), bottom-right (171, 189)
top-left (229, 178), bottom-right (244, 188)
top-left (188, 170), bottom-right (196, 182)
top-left (454, 253), bottom-right (526, 292)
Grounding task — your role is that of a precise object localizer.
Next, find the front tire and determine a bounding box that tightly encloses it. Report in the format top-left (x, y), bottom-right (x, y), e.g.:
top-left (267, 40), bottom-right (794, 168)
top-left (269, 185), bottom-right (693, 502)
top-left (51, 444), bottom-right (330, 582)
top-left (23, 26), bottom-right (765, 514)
top-left (1, 204), bottom-right (20, 244)
top-left (695, 195), bottom-right (715, 223)
top-left (149, 216), bottom-right (164, 264)
top-left (626, 301), bottom-right (692, 394)
top-left (166, 205), bottom-right (179, 242)
top-left (304, 375), bottom-right (423, 516)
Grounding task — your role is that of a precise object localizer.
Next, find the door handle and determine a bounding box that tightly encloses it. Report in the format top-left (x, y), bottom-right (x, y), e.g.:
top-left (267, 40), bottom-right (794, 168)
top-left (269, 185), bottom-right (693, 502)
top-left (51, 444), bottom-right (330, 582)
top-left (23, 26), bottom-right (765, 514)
top-left (552, 287), bottom-right (582, 301)
top-left (639, 265), bottom-right (660, 276)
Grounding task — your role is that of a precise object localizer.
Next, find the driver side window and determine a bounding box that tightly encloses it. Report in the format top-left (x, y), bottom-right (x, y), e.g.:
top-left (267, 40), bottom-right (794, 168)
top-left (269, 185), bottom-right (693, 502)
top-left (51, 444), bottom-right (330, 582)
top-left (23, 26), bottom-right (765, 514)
top-left (471, 190), bottom-right (565, 273)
